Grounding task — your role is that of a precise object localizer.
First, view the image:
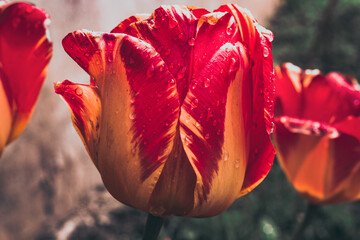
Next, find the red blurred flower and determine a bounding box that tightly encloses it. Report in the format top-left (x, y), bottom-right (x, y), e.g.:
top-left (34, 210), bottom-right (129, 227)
top-left (0, 1), bottom-right (52, 155)
top-left (274, 63), bottom-right (360, 204)
top-left (55, 4), bottom-right (275, 217)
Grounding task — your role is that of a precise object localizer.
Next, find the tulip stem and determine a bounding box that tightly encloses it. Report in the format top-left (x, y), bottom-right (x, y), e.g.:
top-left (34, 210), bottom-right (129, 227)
top-left (142, 213), bottom-right (164, 240)
top-left (291, 203), bottom-right (319, 240)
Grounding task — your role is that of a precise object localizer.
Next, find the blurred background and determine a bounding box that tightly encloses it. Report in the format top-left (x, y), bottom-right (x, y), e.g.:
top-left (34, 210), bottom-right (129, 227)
top-left (1, 0), bottom-right (360, 239)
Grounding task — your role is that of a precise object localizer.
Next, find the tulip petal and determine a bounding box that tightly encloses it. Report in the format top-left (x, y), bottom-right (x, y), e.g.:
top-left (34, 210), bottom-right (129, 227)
top-left (302, 72), bottom-right (360, 123)
top-left (54, 80), bottom-right (101, 167)
top-left (179, 42), bottom-right (248, 216)
top-left (111, 14), bottom-right (150, 33)
top-left (0, 2), bottom-right (52, 142)
top-left (117, 5), bottom-right (199, 103)
top-left (0, 79), bottom-right (12, 155)
top-left (274, 63), bottom-right (303, 117)
top-left (216, 4), bottom-right (275, 195)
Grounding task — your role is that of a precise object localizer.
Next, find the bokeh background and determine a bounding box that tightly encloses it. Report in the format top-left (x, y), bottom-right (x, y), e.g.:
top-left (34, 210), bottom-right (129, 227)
top-left (1, 0), bottom-right (360, 239)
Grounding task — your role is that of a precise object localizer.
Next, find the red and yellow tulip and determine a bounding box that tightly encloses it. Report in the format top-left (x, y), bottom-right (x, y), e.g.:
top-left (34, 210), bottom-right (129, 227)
top-left (0, 1), bottom-right (52, 156)
top-left (55, 4), bottom-right (275, 217)
top-left (274, 63), bottom-right (360, 204)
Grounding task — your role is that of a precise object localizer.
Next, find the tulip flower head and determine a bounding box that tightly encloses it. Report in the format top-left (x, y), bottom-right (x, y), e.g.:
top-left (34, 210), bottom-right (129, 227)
top-left (55, 4), bottom-right (275, 217)
top-left (0, 1), bottom-right (53, 156)
top-left (274, 63), bottom-right (360, 204)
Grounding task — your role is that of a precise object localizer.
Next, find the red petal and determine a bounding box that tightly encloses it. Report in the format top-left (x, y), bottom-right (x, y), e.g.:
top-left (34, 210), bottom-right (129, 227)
top-left (119, 5), bottom-right (198, 103)
top-left (54, 80), bottom-right (101, 167)
top-left (216, 4), bottom-right (275, 194)
top-left (111, 14), bottom-right (149, 33)
top-left (302, 72), bottom-right (360, 123)
top-left (0, 2), bottom-right (52, 141)
top-left (274, 63), bottom-right (303, 117)
top-left (119, 34), bottom-right (181, 181)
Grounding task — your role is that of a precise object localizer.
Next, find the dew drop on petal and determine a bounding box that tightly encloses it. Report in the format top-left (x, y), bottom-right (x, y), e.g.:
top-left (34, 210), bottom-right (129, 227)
top-left (235, 159), bottom-right (240, 168)
top-left (129, 112), bottom-right (136, 120)
top-left (205, 133), bottom-right (210, 140)
top-left (204, 78), bottom-right (211, 88)
top-left (224, 151), bottom-right (229, 161)
top-left (168, 18), bottom-right (177, 29)
top-left (187, 38), bottom-right (195, 47)
top-left (226, 26), bottom-right (233, 36)
top-left (191, 82), bottom-right (198, 90)
top-left (191, 98), bottom-right (199, 109)
top-left (178, 32), bottom-right (184, 40)
top-left (74, 87), bottom-right (83, 96)
top-left (185, 135), bottom-right (194, 146)
top-left (229, 57), bottom-right (238, 73)
top-left (146, 64), bottom-right (155, 77)
top-left (263, 47), bottom-right (269, 57)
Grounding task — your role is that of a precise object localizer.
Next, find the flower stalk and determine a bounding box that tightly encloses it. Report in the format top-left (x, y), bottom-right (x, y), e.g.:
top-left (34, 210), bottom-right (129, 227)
top-left (142, 214), bottom-right (164, 240)
top-left (291, 203), bottom-right (318, 240)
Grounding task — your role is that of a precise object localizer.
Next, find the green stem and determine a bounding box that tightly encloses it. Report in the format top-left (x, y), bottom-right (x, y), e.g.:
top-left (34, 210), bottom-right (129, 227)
top-left (142, 213), bottom-right (164, 240)
top-left (291, 203), bottom-right (319, 240)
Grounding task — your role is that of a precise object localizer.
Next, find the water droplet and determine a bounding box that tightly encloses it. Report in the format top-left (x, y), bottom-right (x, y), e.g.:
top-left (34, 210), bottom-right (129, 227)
top-left (216, 129), bottom-right (222, 135)
top-left (204, 78), bottom-right (211, 88)
top-left (226, 26), bottom-right (233, 36)
top-left (75, 87), bottom-right (83, 96)
top-left (159, 64), bottom-right (165, 72)
top-left (177, 67), bottom-right (186, 79)
top-left (168, 18), bottom-right (177, 29)
top-left (165, 120), bottom-right (171, 127)
top-left (143, 140), bottom-right (148, 145)
top-left (168, 78), bottom-right (175, 85)
top-left (129, 112), bottom-right (136, 120)
top-left (177, 32), bottom-right (184, 40)
top-left (191, 82), bottom-right (198, 90)
top-left (263, 47), bottom-right (269, 57)
top-left (187, 38), bottom-right (195, 47)
top-left (191, 98), bottom-right (199, 109)
top-left (205, 133), bottom-right (210, 140)
top-left (224, 151), bottom-right (229, 161)
top-left (185, 135), bottom-right (194, 146)
top-left (84, 52), bottom-right (90, 58)
top-left (213, 120), bottom-right (217, 126)
top-left (229, 57), bottom-right (238, 72)
top-left (169, 63), bottom-right (174, 69)
top-left (235, 159), bottom-right (240, 168)
top-left (146, 64), bottom-right (155, 77)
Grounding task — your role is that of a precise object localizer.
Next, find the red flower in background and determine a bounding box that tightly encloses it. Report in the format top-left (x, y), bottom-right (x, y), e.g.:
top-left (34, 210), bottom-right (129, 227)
top-left (0, 1), bottom-right (52, 155)
top-left (274, 63), bottom-right (360, 204)
top-left (55, 4), bottom-right (275, 217)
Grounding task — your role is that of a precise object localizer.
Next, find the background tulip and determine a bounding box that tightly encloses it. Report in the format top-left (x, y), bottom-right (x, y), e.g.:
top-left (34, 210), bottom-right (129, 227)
top-left (55, 4), bottom-right (275, 217)
top-left (274, 62), bottom-right (360, 204)
top-left (0, 1), bottom-right (52, 156)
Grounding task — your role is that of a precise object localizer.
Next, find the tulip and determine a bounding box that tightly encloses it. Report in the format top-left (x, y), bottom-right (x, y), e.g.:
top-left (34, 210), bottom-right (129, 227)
top-left (274, 63), bottom-right (360, 204)
top-left (0, 1), bottom-right (52, 156)
top-left (55, 4), bottom-right (275, 217)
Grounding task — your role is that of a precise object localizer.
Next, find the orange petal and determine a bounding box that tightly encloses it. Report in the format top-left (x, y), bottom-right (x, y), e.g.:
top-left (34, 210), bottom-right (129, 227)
top-left (54, 80), bottom-right (101, 167)
top-left (0, 79), bottom-right (12, 155)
